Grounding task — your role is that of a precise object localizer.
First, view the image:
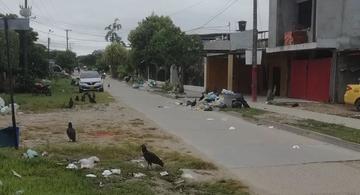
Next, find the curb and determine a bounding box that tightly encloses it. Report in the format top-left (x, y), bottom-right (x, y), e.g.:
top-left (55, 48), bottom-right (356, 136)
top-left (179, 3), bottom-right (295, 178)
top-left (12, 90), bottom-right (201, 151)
top-left (262, 120), bottom-right (360, 152)
top-left (224, 111), bottom-right (360, 152)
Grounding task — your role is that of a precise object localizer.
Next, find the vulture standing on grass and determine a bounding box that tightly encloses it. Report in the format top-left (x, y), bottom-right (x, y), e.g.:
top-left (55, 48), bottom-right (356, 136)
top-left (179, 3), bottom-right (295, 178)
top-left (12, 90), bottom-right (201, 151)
top-left (66, 122), bottom-right (76, 142)
top-left (191, 99), bottom-right (197, 107)
top-left (68, 97), bottom-right (74, 109)
top-left (75, 95), bottom-right (79, 101)
top-left (141, 144), bottom-right (164, 169)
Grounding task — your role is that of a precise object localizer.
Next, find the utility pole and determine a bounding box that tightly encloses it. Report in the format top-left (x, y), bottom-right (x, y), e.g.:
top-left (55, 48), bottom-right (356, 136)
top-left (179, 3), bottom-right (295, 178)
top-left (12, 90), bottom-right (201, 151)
top-left (65, 29), bottom-right (71, 50)
top-left (251, 0), bottom-right (258, 102)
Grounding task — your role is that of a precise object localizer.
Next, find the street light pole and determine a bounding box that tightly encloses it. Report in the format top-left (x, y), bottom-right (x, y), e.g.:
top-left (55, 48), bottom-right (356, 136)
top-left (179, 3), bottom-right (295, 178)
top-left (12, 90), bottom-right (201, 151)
top-left (4, 17), bottom-right (18, 149)
top-left (251, 0), bottom-right (258, 102)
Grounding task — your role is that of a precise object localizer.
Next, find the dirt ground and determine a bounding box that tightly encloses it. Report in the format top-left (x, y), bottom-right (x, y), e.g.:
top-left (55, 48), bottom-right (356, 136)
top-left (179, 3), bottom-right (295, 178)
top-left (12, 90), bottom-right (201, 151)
top-left (0, 100), bottom-right (232, 184)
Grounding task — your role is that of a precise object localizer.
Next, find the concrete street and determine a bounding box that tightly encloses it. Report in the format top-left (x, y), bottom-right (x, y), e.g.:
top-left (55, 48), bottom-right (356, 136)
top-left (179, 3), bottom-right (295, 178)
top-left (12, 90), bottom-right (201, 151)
top-left (107, 79), bottom-right (360, 195)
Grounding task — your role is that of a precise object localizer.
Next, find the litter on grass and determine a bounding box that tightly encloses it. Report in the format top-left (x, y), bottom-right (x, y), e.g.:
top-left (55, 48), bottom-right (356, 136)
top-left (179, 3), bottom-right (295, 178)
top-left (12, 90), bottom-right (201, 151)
top-left (12, 170), bottom-right (22, 178)
top-left (111, 169), bottom-right (121, 175)
top-left (23, 149), bottom-right (38, 159)
top-left (133, 173), bottom-right (146, 178)
top-left (102, 170), bottom-right (112, 177)
top-left (86, 174), bottom-right (97, 178)
top-left (292, 145), bottom-right (301, 149)
top-left (79, 156), bottom-right (100, 169)
top-left (160, 171), bottom-right (169, 176)
top-left (66, 163), bottom-right (78, 170)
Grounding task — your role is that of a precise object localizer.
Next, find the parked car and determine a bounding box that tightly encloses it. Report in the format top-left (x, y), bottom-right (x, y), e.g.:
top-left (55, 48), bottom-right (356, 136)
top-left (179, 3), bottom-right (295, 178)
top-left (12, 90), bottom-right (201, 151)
top-left (79, 71), bottom-right (104, 93)
top-left (344, 83), bottom-right (360, 111)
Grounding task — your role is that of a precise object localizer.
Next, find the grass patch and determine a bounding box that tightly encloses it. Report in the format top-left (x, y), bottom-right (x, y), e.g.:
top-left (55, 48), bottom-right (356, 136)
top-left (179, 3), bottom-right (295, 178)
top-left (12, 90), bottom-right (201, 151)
top-left (191, 180), bottom-right (249, 195)
top-left (0, 78), bottom-right (114, 112)
top-left (0, 143), bottom-right (246, 194)
top-left (221, 108), bottom-right (268, 119)
top-left (291, 119), bottom-right (360, 144)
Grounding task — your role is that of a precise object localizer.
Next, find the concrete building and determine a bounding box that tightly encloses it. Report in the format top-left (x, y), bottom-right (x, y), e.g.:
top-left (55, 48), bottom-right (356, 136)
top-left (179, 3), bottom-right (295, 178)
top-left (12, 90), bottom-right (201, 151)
top-left (201, 24), bottom-right (268, 94)
top-left (267, 0), bottom-right (360, 102)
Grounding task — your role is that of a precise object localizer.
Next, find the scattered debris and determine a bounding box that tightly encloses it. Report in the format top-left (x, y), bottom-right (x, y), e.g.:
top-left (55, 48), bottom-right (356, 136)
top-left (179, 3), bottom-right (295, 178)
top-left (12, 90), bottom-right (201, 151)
top-left (206, 118), bottom-right (214, 121)
top-left (174, 179), bottom-right (185, 185)
top-left (292, 103), bottom-right (300, 107)
top-left (102, 170), bottom-right (112, 177)
top-left (41, 151), bottom-right (49, 157)
top-left (268, 126), bottom-right (274, 129)
top-left (160, 171), bottom-right (169, 176)
top-left (66, 163), bottom-right (78, 170)
top-left (131, 159), bottom-right (144, 163)
top-left (0, 97), bottom-right (4, 108)
top-left (181, 173), bottom-right (194, 179)
top-left (79, 156), bottom-right (100, 169)
top-left (175, 102), bottom-right (183, 106)
top-left (111, 169), bottom-right (121, 175)
top-left (204, 105), bottom-right (213, 111)
top-left (23, 149), bottom-right (39, 159)
top-left (15, 190), bottom-right (24, 195)
top-left (292, 145), bottom-right (301, 149)
top-left (86, 174), bottom-right (97, 178)
top-left (133, 172), bottom-right (146, 178)
top-left (229, 126), bottom-right (236, 131)
top-left (12, 170), bottom-right (22, 178)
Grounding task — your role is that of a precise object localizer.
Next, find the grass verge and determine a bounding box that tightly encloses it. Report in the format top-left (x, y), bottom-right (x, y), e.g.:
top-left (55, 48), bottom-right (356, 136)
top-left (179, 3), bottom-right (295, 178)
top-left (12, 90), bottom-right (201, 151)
top-left (221, 108), bottom-right (268, 120)
top-left (290, 119), bottom-right (360, 144)
top-left (0, 78), bottom-right (114, 113)
top-left (0, 143), bottom-right (248, 195)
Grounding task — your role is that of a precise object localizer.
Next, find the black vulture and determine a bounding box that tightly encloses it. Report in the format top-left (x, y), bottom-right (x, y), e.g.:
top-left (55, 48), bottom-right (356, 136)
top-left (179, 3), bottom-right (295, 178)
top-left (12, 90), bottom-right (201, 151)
top-left (108, 84), bottom-right (111, 88)
top-left (68, 97), bottom-right (74, 109)
top-left (199, 93), bottom-right (205, 101)
top-left (87, 93), bottom-right (96, 104)
top-left (191, 99), bottom-right (197, 107)
top-left (66, 122), bottom-right (76, 142)
top-left (141, 144), bottom-right (164, 169)
top-left (81, 94), bottom-right (85, 102)
top-left (75, 95), bottom-right (79, 101)
top-left (92, 92), bottom-right (96, 101)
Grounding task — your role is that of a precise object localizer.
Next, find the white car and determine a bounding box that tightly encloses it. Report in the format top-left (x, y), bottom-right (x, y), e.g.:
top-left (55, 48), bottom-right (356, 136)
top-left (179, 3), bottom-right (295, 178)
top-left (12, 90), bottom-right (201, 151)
top-left (79, 71), bottom-right (104, 92)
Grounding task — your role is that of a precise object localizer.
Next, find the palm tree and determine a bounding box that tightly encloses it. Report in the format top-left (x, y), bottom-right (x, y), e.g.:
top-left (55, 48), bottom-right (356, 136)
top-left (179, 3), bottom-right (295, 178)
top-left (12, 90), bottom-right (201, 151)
top-left (105, 18), bottom-right (123, 44)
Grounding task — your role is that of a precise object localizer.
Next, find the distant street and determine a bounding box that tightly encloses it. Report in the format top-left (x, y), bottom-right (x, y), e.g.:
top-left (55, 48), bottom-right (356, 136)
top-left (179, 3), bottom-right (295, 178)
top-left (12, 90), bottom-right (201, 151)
top-left (107, 79), bottom-right (360, 195)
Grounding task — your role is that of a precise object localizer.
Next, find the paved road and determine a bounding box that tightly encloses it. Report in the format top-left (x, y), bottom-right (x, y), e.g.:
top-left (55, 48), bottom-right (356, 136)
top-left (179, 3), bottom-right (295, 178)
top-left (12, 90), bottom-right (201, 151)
top-left (107, 79), bottom-right (360, 195)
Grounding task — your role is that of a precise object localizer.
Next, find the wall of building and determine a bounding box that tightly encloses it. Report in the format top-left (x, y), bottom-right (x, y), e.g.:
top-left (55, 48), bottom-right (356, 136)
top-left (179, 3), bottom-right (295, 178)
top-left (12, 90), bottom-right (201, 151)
top-left (266, 53), bottom-right (289, 96)
top-left (268, 0), bottom-right (298, 47)
top-left (336, 52), bottom-right (360, 103)
top-left (205, 55), bottom-right (228, 92)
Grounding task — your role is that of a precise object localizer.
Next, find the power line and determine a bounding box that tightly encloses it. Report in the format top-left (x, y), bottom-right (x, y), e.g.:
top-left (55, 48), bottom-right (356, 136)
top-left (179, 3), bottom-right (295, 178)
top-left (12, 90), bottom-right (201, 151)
top-left (35, 29), bottom-right (108, 43)
top-left (0, 0), bottom-right (13, 13)
top-left (185, 0), bottom-right (239, 32)
top-left (168, 0), bottom-right (205, 16)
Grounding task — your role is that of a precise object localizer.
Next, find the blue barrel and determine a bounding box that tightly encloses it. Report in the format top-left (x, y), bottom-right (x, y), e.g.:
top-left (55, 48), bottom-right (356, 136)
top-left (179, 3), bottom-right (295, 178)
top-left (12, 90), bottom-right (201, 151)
top-left (0, 127), bottom-right (19, 148)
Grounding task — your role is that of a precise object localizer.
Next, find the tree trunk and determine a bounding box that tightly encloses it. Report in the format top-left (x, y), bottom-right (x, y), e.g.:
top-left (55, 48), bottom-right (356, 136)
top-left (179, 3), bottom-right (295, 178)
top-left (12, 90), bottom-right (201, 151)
top-left (177, 64), bottom-right (184, 93)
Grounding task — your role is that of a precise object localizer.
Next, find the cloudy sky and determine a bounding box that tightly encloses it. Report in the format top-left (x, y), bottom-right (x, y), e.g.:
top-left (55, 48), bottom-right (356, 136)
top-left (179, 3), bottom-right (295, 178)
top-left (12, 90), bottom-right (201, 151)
top-left (1, 0), bottom-right (269, 55)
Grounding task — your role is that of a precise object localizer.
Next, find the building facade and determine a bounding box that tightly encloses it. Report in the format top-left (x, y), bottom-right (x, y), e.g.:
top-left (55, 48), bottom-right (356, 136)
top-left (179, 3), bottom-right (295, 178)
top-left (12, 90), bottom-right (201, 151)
top-left (267, 0), bottom-right (360, 102)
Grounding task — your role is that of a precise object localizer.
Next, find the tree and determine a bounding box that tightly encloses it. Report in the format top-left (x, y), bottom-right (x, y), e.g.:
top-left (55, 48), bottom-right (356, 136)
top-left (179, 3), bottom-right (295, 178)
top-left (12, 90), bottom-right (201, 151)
top-left (104, 42), bottom-right (128, 78)
top-left (54, 50), bottom-right (77, 72)
top-left (128, 14), bottom-right (203, 92)
top-left (128, 14), bottom-right (175, 75)
top-left (105, 18), bottom-right (123, 44)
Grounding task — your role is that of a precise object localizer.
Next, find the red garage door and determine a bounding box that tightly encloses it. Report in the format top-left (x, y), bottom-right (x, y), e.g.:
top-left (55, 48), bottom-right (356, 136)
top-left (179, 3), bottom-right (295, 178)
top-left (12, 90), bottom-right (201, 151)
top-left (290, 58), bottom-right (331, 102)
top-left (307, 58), bottom-right (331, 101)
top-left (290, 60), bottom-right (308, 99)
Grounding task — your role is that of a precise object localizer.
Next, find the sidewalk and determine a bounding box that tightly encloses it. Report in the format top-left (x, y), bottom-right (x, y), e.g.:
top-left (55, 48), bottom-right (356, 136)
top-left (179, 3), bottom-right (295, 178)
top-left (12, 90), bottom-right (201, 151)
top-left (183, 87), bottom-right (360, 129)
top-left (247, 97), bottom-right (360, 130)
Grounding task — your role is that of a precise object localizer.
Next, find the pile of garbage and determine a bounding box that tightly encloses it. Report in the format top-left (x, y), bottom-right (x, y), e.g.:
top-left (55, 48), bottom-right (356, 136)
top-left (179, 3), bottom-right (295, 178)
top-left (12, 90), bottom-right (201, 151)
top-left (179, 89), bottom-right (250, 112)
top-left (0, 97), bottom-right (20, 115)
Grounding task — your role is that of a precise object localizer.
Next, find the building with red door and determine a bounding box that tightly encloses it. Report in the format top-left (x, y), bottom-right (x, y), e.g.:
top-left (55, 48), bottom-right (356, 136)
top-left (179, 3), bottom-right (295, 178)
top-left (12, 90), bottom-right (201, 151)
top-left (267, 0), bottom-right (360, 103)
